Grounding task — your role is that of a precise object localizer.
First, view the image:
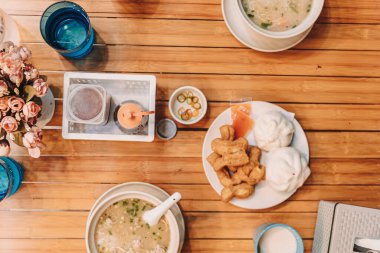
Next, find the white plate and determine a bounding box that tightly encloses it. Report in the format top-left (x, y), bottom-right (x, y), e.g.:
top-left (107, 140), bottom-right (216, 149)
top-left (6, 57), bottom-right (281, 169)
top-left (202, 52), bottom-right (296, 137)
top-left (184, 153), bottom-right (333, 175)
top-left (202, 101), bottom-right (309, 209)
top-left (222, 0), bottom-right (312, 52)
top-left (87, 182), bottom-right (185, 253)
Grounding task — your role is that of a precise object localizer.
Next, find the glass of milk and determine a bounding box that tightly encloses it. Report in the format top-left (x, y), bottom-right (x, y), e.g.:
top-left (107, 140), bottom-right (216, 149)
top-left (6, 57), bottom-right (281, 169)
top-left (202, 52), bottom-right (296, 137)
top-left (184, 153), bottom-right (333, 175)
top-left (254, 223), bottom-right (304, 253)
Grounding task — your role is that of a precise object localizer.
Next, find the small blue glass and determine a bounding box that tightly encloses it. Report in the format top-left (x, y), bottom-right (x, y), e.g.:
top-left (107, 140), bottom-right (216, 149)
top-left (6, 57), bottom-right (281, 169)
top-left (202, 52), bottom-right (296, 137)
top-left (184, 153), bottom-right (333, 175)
top-left (40, 1), bottom-right (95, 59)
top-left (0, 157), bottom-right (23, 202)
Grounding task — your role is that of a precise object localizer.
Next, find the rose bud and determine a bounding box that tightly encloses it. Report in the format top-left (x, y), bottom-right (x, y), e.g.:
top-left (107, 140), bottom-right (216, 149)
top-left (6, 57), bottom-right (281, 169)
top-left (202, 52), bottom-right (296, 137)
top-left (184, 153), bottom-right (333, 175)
top-left (9, 68), bottom-right (24, 86)
top-left (23, 127), bottom-right (44, 158)
top-left (1, 116), bottom-right (18, 133)
top-left (0, 97), bottom-right (9, 111)
top-left (0, 139), bottom-right (10, 156)
top-left (22, 101), bottom-right (41, 118)
top-left (0, 80), bottom-right (9, 97)
top-left (24, 64), bottom-right (39, 82)
top-left (33, 79), bottom-right (48, 97)
top-left (8, 96), bottom-right (25, 112)
top-left (18, 46), bottom-right (32, 61)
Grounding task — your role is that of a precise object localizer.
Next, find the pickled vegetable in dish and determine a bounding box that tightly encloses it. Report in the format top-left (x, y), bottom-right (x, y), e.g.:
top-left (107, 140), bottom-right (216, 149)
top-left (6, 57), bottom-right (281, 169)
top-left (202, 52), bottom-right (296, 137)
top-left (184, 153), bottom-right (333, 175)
top-left (176, 91), bottom-right (201, 121)
top-left (231, 103), bottom-right (253, 139)
top-left (242, 0), bottom-right (313, 31)
top-left (95, 198), bottom-right (170, 253)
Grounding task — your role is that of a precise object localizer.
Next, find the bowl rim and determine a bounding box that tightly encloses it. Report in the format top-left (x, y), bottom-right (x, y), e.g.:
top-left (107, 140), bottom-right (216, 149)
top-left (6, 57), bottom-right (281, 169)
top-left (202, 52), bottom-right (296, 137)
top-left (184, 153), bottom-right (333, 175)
top-left (236, 0), bottom-right (325, 39)
top-left (169, 86), bottom-right (207, 125)
top-left (85, 191), bottom-right (180, 253)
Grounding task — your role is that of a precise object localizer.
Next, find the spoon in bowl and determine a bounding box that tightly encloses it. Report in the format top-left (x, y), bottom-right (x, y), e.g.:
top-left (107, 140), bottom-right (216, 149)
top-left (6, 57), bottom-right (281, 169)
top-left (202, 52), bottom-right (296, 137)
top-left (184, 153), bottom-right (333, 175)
top-left (142, 192), bottom-right (182, 227)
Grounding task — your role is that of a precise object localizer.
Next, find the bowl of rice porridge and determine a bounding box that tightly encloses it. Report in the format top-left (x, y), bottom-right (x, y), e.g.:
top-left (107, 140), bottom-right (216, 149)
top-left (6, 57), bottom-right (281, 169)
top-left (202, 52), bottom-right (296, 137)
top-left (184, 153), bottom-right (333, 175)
top-left (86, 191), bottom-right (180, 253)
top-left (237, 0), bottom-right (324, 39)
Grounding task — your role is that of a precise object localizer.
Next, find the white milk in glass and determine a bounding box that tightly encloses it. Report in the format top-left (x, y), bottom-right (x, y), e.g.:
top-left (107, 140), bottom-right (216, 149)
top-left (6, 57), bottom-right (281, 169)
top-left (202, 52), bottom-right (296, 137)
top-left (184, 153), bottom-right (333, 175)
top-left (259, 227), bottom-right (297, 253)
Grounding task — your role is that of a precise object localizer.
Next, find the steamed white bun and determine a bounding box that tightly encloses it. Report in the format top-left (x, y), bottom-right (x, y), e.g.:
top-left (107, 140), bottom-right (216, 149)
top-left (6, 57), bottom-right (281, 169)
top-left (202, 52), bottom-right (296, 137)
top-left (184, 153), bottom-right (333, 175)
top-left (266, 147), bottom-right (311, 192)
top-left (253, 111), bottom-right (295, 152)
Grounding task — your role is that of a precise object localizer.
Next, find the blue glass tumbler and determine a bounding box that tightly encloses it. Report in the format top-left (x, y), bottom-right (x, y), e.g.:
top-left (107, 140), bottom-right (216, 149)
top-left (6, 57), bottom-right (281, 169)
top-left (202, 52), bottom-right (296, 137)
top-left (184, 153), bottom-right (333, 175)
top-left (0, 157), bottom-right (23, 201)
top-left (40, 1), bottom-right (95, 59)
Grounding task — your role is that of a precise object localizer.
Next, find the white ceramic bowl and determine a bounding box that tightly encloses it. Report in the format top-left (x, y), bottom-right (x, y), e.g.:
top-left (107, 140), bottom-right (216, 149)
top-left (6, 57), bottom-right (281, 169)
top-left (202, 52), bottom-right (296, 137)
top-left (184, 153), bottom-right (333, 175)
top-left (169, 86), bottom-right (207, 125)
top-left (86, 191), bottom-right (180, 253)
top-left (236, 0), bottom-right (324, 39)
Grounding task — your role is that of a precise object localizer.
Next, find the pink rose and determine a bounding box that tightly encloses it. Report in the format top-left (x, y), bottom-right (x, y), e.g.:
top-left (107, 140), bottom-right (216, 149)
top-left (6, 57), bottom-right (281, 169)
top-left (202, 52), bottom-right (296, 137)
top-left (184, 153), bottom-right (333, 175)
top-left (0, 97), bottom-right (9, 111)
top-left (24, 64), bottom-right (39, 82)
top-left (0, 139), bottom-right (10, 156)
top-left (22, 127), bottom-right (44, 158)
top-left (16, 46), bottom-right (32, 61)
top-left (22, 101), bottom-right (41, 118)
top-left (0, 56), bottom-right (23, 76)
top-left (33, 79), bottom-right (48, 97)
top-left (7, 45), bottom-right (31, 62)
top-left (8, 96), bottom-right (25, 112)
top-left (1, 116), bottom-right (18, 133)
top-left (0, 80), bottom-right (9, 97)
top-left (9, 68), bottom-right (24, 86)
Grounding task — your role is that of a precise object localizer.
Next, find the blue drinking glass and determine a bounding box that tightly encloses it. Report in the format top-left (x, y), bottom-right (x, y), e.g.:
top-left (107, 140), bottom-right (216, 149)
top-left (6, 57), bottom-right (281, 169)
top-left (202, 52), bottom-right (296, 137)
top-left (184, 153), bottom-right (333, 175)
top-left (40, 1), bottom-right (95, 59)
top-left (0, 157), bottom-right (23, 202)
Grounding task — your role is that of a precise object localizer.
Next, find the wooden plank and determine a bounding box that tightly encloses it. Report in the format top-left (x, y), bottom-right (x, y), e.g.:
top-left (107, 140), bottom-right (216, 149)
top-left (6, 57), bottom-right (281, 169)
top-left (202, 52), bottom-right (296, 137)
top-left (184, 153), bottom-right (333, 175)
top-left (15, 16), bottom-right (380, 50)
top-left (25, 44), bottom-right (380, 77)
top-left (3, 0), bottom-right (380, 24)
top-left (16, 156), bottom-right (380, 185)
top-left (0, 210), bottom-right (317, 239)
top-left (8, 130), bottom-right (380, 158)
top-left (0, 238), bottom-right (313, 253)
top-left (49, 100), bottom-right (380, 131)
top-left (2, 183), bottom-right (380, 211)
top-left (43, 72), bottom-right (380, 104)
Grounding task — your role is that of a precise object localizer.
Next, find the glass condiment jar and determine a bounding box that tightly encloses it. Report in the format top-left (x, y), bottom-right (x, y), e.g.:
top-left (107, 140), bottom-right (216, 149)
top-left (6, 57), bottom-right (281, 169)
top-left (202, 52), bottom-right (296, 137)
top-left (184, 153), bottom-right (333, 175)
top-left (67, 84), bottom-right (110, 125)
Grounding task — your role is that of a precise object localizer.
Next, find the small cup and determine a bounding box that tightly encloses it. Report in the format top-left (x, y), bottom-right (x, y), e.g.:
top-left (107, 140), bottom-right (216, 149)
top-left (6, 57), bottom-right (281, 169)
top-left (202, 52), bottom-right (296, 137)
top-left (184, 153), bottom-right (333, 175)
top-left (156, 119), bottom-right (177, 140)
top-left (169, 86), bottom-right (207, 125)
top-left (254, 223), bottom-right (304, 253)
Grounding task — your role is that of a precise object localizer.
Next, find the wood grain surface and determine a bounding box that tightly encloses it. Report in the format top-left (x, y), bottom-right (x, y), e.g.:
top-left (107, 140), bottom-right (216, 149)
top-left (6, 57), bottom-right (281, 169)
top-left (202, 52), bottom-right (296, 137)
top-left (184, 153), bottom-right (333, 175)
top-left (1, 0), bottom-right (380, 252)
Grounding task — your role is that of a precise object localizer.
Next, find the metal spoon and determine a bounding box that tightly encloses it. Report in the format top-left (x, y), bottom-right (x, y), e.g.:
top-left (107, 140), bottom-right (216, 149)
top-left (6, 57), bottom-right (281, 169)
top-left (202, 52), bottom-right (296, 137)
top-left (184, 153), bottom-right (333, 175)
top-left (142, 192), bottom-right (181, 227)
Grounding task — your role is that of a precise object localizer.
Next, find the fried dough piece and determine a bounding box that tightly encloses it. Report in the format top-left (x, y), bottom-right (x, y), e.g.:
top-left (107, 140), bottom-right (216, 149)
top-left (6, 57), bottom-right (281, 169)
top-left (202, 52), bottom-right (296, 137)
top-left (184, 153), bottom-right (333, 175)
top-left (207, 152), bottom-right (225, 171)
top-left (221, 187), bottom-right (234, 202)
top-left (220, 125), bottom-right (235, 141)
top-left (211, 138), bottom-right (248, 156)
top-left (228, 166), bottom-right (239, 173)
top-left (249, 165), bottom-right (265, 182)
top-left (216, 169), bottom-right (233, 187)
top-left (222, 150), bottom-right (249, 166)
top-left (233, 183), bottom-right (254, 199)
top-left (231, 173), bottom-right (242, 185)
top-left (249, 146), bottom-right (262, 162)
top-left (221, 183), bottom-right (254, 202)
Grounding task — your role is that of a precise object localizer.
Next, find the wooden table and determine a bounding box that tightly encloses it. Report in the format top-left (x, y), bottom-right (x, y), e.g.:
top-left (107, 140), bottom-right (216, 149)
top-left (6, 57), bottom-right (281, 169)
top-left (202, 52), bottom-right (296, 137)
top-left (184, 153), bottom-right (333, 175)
top-left (1, 0), bottom-right (380, 252)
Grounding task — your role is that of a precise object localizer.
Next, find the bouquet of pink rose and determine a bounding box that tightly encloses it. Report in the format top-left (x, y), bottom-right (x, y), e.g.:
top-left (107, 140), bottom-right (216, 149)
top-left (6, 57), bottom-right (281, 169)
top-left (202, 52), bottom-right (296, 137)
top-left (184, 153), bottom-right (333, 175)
top-left (0, 42), bottom-right (48, 158)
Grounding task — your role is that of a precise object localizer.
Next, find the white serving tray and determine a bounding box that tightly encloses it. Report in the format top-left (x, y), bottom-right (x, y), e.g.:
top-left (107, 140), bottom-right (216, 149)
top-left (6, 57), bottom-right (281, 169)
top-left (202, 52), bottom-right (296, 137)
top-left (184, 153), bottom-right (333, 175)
top-left (62, 72), bottom-right (156, 142)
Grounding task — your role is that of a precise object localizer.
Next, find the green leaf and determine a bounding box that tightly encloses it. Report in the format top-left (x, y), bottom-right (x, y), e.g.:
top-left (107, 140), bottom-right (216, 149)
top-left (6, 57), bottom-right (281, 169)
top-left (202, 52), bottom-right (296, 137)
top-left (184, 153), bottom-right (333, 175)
top-left (12, 132), bottom-right (24, 147)
top-left (24, 85), bottom-right (36, 102)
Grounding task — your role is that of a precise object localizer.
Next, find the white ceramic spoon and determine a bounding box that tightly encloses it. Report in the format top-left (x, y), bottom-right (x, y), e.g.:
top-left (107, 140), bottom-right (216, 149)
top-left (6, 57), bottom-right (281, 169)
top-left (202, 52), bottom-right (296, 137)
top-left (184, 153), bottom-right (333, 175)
top-left (142, 192), bottom-right (182, 227)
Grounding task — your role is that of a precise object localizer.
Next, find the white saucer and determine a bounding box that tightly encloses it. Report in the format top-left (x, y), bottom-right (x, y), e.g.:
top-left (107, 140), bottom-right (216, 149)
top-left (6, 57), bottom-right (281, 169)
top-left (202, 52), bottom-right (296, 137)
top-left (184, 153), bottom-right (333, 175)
top-left (222, 0), bottom-right (312, 52)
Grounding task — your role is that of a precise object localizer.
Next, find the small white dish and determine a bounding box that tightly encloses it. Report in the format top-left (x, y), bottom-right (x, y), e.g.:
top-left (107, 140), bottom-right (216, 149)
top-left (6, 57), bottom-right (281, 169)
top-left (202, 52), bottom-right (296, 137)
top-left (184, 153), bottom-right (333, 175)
top-left (169, 86), bottom-right (207, 125)
top-left (222, 0), bottom-right (312, 52)
top-left (236, 0), bottom-right (324, 39)
top-left (202, 101), bottom-right (309, 209)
